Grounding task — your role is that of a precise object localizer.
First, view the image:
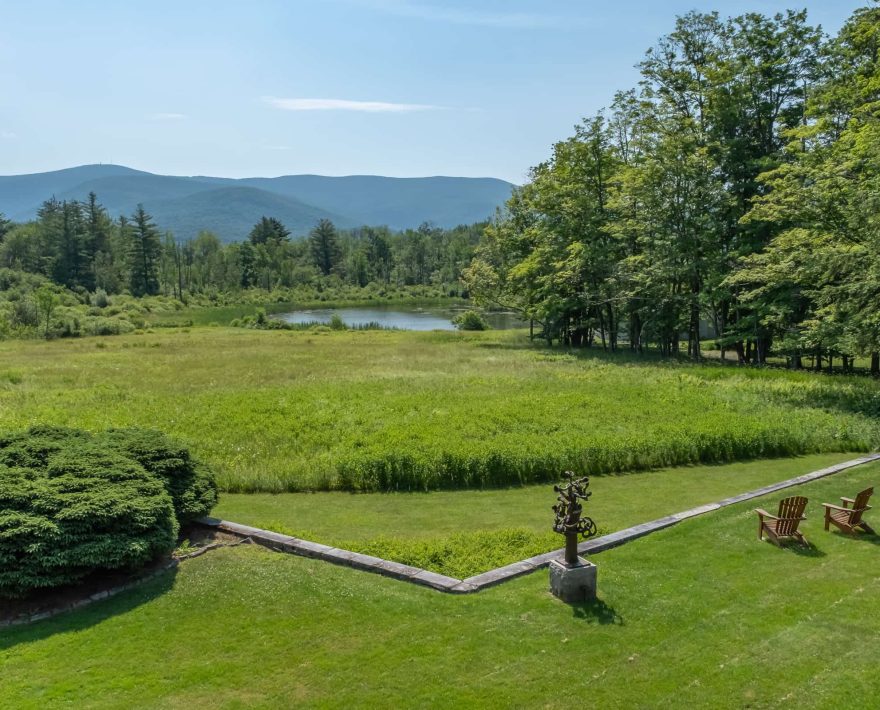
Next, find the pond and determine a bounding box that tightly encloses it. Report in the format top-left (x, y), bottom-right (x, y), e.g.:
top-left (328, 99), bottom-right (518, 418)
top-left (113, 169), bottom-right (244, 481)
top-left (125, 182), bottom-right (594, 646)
top-left (274, 305), bottom-right (526, 331)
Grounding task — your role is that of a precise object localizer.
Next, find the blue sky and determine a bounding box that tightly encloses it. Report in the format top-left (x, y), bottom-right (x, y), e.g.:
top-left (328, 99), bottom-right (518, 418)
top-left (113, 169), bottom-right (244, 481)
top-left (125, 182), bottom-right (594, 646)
top-left (0, 1), bottom-right (867, 183)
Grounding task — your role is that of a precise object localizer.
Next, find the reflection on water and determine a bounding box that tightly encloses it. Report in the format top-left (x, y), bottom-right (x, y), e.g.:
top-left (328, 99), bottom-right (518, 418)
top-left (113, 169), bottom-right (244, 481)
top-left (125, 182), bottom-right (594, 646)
top-left (275, 305), bottom-right (525, 331)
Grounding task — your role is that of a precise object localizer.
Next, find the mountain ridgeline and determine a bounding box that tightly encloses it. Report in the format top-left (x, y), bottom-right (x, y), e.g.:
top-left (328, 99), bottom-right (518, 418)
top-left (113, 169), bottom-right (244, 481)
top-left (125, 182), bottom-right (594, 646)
top-left (0, 165), bottom-right (514, 241)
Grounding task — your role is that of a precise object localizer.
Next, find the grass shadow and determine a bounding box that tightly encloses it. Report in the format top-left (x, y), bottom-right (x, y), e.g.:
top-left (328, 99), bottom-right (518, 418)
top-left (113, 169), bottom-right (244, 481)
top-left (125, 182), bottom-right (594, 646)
top-left (0, 566), bottom-right (177, 651)
top-left (825, 529), bottom-right (880, 546)
top-left (569, 597), bottom-right (624, 625)
top-left (786, 542), bottom-right (827, 558)
top-left (757, 538), bottom-right (827, 557)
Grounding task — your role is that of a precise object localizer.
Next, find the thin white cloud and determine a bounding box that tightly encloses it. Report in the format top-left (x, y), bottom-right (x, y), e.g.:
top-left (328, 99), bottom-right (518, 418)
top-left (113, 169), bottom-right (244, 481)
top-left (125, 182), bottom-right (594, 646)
top-left (149, 112), bottom-right (186, 121)
top-left (347, 0), bottom-right (579, 29)
top-left (1, 130), bottom-right (17, 139)
top-left (263, 96), bottom-right (441, 113)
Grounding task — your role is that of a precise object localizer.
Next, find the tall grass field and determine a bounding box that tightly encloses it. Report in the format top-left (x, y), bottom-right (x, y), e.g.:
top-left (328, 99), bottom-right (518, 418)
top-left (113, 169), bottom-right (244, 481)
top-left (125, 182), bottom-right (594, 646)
top-left (0, 328), bottom-right (877, 492)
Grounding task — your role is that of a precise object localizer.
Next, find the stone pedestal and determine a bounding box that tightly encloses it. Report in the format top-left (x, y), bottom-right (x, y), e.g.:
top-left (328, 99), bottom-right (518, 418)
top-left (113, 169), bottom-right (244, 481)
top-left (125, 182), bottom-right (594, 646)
top-left (549, 557), bottom-right (597, 602)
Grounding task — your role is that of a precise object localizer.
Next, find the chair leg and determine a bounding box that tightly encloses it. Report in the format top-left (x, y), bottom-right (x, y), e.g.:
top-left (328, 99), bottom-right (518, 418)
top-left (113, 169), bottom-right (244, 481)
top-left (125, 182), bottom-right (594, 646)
top-left (758, 519), bottom-right (764, 541)
top-left (860, 522), bottom-right (876, 535)
top-left (824, 510), bottom-right (830, 531)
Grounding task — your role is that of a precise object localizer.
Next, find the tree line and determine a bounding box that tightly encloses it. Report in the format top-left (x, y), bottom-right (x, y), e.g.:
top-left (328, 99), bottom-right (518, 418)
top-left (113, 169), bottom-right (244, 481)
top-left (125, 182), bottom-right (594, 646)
top-left (0, 198), bottom-right (485, 298)
top-left (466, 5), bottom-right (880, 372)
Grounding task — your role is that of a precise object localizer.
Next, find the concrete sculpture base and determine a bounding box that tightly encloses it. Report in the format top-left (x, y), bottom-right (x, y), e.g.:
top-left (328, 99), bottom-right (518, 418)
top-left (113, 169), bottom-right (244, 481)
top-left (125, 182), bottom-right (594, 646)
top-left (549, 557), bottom-right (597, 602)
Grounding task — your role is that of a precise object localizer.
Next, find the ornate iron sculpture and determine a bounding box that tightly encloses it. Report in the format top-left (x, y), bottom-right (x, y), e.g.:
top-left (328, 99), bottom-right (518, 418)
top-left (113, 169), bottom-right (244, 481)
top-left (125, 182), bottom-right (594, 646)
top-left (552, 471), bottom-right (597, 565)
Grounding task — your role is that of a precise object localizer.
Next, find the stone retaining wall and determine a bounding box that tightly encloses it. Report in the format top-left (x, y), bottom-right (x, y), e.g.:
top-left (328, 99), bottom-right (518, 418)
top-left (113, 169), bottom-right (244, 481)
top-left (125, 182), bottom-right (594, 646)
top-left (198, 453), bottom-right (880, 594)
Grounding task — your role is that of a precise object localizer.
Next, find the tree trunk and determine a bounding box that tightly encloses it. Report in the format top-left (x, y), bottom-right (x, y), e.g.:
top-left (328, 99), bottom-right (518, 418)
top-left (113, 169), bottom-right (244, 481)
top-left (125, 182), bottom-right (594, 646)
top-left (688, 296), bottom-right (700, 360)
top-left (606, 303), bottom-right (617, 352)
top-left (871, 352), bottom-right (879, 377)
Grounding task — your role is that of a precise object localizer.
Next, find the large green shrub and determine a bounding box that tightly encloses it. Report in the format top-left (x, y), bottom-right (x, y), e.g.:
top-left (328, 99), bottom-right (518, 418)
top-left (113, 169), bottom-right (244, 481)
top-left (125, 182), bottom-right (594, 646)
top-left (0, 426), bottom-right (218, 598)
top-left (452, 310), bottom-right (490, 331)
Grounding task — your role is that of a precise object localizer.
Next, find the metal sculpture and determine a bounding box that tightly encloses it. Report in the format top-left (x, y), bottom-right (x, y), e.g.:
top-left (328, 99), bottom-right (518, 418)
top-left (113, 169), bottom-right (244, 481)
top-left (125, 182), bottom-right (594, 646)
top-left (552, 471), bottom-right (597, 565)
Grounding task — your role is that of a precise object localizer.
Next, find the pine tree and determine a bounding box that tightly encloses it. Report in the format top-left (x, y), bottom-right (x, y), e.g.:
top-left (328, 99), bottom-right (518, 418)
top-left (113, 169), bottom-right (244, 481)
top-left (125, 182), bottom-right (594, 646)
top-left (128, 205), bottom-right (162, 296)
top-left (309, 219), bottom-right (341, 276)
top-left (248, 216), bottom-right (290, 245)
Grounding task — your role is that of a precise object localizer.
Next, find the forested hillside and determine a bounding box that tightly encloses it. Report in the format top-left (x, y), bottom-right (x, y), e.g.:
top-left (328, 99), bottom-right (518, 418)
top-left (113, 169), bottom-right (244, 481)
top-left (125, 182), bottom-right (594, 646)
top-left (0, 165), bottom-right (514, 238)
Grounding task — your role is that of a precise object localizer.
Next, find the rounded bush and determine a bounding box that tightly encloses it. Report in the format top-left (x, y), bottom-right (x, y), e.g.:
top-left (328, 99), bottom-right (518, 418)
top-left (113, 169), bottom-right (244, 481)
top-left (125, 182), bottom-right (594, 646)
top-left (452, 310), bottom-right (490, 331)
top-left (0, 426), bottom-right (218, 598)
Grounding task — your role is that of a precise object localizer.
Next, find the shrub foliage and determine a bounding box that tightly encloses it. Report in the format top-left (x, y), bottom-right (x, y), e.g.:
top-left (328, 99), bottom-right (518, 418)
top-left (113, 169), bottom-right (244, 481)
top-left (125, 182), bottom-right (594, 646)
top-left (452, 309), bottom-right (490, 331)
top-left (0, 426), bottom-right (217, 597)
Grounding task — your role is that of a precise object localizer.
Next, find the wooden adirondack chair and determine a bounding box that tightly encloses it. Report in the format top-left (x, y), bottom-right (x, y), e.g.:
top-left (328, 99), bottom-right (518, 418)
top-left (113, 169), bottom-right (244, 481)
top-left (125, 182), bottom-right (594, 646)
top-left (756, 496), bottom-right (809, 547)
top-left (823, 487), bottom-right (874, 535)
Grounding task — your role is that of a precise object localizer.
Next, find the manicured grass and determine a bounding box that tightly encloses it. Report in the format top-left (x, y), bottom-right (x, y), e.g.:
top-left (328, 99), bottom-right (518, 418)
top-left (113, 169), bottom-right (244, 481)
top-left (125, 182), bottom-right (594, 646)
top-left (0, 328), bottom-right (877, 493)
top-left (214, 453), bottom-right (863, 577)
top-left (4, 463), bottom-right (880, 708)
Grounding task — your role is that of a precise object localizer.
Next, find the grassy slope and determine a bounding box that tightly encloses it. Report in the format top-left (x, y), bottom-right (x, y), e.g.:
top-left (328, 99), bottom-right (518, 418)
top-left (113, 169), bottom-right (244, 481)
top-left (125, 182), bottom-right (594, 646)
top-left (215, 453), bottom-right (861, 540)
top-left (4, 463), bottom-right (880, 708)
top-left (214, 453), bottom-right (863, 577)
top-left (0, 328), bottom-right (877, 493)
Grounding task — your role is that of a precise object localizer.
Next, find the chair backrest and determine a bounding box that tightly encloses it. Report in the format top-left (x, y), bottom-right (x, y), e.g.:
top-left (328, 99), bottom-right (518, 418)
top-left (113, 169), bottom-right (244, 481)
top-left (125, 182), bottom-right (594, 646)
top-left (776, 496), bottom-right (808, 536)
top-left (850, 487), bottom-right (873, 525)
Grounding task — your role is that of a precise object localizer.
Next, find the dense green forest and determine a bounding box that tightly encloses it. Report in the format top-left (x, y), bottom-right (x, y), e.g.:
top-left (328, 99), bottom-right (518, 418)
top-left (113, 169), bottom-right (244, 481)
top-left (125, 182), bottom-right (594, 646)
top-left (466, 5), bottom-right (880, 372)
top-left (0, 195), bottom-right (482, 337)
top-left (0, 197), bottom-right (481, 296)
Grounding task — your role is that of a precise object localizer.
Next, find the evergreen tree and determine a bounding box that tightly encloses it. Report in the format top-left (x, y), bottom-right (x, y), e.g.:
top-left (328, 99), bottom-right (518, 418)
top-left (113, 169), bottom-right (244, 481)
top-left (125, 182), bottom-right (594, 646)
top-left (248, 216), bottom-right (290, 245)
top-left (309, 219), bottom-right (341, 276)
top-left (85, 192), bottom-right (113, 263)
top-left (128, 205), bottom-right (162, 296)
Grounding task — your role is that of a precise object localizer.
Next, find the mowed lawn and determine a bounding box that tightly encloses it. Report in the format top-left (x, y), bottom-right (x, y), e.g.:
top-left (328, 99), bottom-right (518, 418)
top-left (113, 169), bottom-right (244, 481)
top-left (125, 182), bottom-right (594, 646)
top-left (4, 463), bottom-right (880, 709)
top-left (214, 453), bottom-right (865, 577)
top-left (0, 327), bottom-right (877, 492)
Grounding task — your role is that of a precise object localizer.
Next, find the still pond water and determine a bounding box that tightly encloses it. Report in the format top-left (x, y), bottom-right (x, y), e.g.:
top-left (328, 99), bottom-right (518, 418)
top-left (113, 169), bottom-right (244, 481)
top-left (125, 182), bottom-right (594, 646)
top-left (276, 305), bottom-right (525, 331)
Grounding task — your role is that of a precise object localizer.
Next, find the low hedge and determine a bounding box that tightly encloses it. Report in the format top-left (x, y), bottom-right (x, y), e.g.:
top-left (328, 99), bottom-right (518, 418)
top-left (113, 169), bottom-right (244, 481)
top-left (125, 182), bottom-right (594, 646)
top-left (0, 426), bottom-right (218, 598)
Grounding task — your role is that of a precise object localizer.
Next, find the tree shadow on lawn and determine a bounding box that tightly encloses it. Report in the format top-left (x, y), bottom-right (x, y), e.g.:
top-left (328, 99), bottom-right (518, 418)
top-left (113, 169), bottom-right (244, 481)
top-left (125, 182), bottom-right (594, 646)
top-left (0, 566), bottom-right (178, 651)
top-left (569, 597), bottom-right (624, 625)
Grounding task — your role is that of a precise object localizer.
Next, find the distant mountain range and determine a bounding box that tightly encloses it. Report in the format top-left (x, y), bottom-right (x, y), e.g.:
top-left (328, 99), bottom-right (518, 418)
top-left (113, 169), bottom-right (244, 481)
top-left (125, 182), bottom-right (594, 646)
top-left (0, 164), bottom-right (515, 241)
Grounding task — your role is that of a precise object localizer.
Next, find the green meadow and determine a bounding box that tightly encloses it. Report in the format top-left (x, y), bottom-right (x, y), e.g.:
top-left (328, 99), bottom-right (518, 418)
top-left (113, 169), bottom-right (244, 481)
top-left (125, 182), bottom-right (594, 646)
top-left (0, 328), bottom-right (878, 494)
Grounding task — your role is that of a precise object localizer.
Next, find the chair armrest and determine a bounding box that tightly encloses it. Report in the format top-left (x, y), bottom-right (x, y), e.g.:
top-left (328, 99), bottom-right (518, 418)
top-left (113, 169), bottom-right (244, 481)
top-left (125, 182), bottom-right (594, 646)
top-left (823, 503), bottom-right (854, 512)
top-left (840, 497), bottom-right (856, 505)
top-left (755, 508), bottom-right (778, 520)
